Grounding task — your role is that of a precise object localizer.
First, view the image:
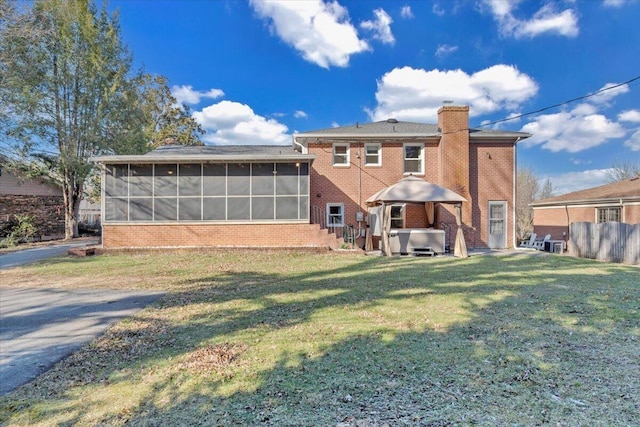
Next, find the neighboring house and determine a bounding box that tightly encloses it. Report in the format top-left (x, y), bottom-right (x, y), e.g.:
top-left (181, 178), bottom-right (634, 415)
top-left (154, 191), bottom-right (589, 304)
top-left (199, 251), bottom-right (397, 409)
top-left (531, 177), bottom-right (640, 242)
top-left (0, 157), bottom-right (65, 238)
top-left (91, 106), bottom-right (530, 250)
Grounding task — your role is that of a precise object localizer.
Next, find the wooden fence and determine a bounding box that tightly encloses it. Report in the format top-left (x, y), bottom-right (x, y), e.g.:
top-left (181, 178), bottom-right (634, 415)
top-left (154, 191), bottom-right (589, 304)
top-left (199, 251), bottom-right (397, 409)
top-left (569, 222), bottom-right (640, 265)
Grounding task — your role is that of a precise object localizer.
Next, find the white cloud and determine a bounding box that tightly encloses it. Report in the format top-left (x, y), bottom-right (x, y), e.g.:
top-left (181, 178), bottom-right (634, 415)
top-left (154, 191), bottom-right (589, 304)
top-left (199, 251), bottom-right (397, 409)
top-left (249, 0), bottom-right (369, 68)
top-left (619, 109), bottom-right (640, 122)
top-left (435, 44), bottom-right (458, 58)
top-left (294, 110), bottom-right (308, 118)
top-left (624, 129), bottom-right (640, 151)
top-left (546, 169), bottom-right (610, 195)
top-left (360, 8), bottom-right (395, 45)
top-left (483, 0), bottom-right (579, 39)
top-left (603, 0), bottom-right (628, 7)
top-left (171, 85), bottom-right (224, 105)
top-left (432, 3), bottom-right (445, 16)
top-left (367, 64), bottom-right (538, 122)
top-left (520, 105), bottom-right (626, 153)
top-left (589, 82), bottom-right (630, 105)
top-left (400, 5), bottom-right (414, 19)
top-left (192, 100), bottom-right (290, 145)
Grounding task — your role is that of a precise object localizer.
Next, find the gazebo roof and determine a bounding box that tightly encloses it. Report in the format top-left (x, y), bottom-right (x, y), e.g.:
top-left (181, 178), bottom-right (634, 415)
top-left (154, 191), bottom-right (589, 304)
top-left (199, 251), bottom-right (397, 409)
top-left (365, 176), bottom-right (467, 204)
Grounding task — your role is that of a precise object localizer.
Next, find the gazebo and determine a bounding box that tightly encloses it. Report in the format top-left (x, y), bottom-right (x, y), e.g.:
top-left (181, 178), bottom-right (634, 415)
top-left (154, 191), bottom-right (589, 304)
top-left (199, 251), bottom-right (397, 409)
top-left (365, 175), bottom-right (468, 258)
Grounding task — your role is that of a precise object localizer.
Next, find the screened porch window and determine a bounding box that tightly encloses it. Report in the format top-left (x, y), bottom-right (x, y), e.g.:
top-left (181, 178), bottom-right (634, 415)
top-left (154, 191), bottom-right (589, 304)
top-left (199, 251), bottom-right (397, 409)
top-left (103, 162), bottom-right (310, 223)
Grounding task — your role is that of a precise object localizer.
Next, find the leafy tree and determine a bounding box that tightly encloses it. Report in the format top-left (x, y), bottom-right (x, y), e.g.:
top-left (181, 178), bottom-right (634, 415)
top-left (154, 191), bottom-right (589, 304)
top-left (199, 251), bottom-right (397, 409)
top-left (1, 1), bottom-right (204, 239)
top-left (0, 0), bottom-right (140, 238)
top-left (137, 74), bottom-right (205, 149)
top-left (605, 159), bottom-right (640, 183)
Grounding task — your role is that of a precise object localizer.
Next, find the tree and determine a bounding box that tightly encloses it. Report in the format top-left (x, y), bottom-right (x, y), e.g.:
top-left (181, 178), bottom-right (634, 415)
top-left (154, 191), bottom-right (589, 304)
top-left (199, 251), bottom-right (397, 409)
top-left (516, 168), bottom-right (555, 242)
top-left (1, 0), bottom-right (140, 238)
top-left (605, 159), bottom-right (640, 183)
top-left (1, 1), bottom-right (203, 239)
top-left (137, 74), bottom-right (205, 149)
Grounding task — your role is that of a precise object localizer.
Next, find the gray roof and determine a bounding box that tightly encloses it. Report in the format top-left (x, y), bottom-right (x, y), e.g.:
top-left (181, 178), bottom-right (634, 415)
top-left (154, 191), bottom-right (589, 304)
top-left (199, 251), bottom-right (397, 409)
top-left (294, 119), bottom-right (530, 141)
top-left (91, 145), bottom-right (315, 164)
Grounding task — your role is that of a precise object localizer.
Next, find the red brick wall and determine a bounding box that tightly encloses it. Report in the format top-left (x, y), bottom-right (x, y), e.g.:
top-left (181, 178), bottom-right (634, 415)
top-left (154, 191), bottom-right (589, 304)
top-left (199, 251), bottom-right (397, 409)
top-left (102, 223), bottom-right (343, 249)
top-left (534, 204), bottom-right (640, 242)
top-left (470, 142), bottom-right (516, 248)
top-left (0, 194), bottom-right (65, 237)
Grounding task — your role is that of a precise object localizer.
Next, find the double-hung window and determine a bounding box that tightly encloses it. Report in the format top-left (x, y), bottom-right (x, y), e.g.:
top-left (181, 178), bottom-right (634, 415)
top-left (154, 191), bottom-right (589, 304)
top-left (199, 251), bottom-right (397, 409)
top-left (327, 203), bottom-right (344, 227)
top-left (333, 143), bottom-right (350, 166)
top-left (403, 143), bottom-right (423, 174)
top-left (390, 204), bottom-right (405, 228)
top-left (364, 143), bottom-right (381, 166)
top-left (596, 207), bottom-right (621, 223)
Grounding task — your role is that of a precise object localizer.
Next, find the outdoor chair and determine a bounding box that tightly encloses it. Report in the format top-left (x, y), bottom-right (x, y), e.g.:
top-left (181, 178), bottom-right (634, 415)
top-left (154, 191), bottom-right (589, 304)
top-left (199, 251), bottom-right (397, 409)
top-left (519, 233), bottom-right (537, 248)
top-left (533, 234), bottom-right (551, 250)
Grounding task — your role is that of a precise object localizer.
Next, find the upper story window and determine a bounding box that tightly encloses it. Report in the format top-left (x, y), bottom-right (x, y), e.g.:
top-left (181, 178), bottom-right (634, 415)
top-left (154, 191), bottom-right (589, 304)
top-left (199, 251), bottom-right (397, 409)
top-left (597, 207), bottom-right (621, 223)
top-left (403, 143), bottom-right (423, 174)
top-left (364, 143), bottom-right (381, 166)
top-left (333, 143), bottom-right (350, 166)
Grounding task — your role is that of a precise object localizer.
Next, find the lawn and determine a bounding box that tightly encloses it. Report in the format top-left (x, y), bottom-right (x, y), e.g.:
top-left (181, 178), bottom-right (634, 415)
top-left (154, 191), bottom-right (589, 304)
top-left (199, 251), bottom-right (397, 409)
top-left (0, 251), bottom-right (638, 426)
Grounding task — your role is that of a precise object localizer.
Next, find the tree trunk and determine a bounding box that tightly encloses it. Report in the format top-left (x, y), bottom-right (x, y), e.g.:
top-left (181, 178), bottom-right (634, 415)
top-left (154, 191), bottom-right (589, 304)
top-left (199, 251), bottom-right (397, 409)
top-left (62, 173), bottom-right (83, 240)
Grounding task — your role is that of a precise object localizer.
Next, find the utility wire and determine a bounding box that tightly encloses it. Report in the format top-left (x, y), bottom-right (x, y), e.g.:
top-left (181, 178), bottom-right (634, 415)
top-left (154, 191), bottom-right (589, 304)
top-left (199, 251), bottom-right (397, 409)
top-left (476, 75), bottom-right (640, 128)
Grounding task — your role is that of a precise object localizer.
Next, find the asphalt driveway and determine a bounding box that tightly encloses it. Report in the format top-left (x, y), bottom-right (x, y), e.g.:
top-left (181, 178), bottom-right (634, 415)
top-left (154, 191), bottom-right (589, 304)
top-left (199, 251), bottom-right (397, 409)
top-left (0, 287), bottom-right (164, 395)
top-left (0, 239), bottom-right (99, 269)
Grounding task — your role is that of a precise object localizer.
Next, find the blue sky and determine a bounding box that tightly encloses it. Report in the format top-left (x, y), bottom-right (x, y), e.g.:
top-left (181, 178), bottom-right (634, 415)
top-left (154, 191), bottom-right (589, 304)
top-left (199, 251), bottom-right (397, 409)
top-left (108, 0), bottom-right (640, 195)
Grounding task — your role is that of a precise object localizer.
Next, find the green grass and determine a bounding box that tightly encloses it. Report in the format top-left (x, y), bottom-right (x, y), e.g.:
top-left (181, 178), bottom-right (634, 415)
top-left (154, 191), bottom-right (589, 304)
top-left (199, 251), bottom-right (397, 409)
top-left (1, 251), bottom-right (638, 426)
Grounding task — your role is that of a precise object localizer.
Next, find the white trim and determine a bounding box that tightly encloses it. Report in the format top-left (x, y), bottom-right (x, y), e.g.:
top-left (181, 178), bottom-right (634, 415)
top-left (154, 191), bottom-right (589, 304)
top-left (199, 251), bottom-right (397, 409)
top-left (364, 143), bottom-right (382, 166)
top-left (332, 143), bottom-right (350, 166)
top-left (403, 143), bottom-right (424, 175)
top-left (326, 203), bottom-right (345, 227)
top-left (103, 220), bottom-right (310, 226)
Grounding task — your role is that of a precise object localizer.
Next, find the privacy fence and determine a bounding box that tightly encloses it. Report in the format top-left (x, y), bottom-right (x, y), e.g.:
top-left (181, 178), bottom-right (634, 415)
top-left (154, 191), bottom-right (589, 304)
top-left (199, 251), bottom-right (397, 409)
top-left (569, 221), bottom-right (640, 265)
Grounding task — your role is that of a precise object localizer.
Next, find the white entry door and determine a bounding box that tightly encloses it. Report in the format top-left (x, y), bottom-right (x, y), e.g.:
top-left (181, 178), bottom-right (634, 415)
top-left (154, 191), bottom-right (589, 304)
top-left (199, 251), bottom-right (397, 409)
top-left (488, 201), bottom-right (507, 249)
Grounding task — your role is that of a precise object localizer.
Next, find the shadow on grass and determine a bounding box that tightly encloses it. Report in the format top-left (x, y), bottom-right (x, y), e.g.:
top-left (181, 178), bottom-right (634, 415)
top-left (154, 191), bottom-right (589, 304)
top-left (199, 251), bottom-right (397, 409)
top-left (1, 253), bottom-right (638, 425)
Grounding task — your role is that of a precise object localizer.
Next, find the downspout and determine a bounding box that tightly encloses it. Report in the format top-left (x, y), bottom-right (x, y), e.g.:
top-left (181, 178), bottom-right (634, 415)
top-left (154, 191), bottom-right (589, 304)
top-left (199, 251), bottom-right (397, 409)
top-left (292, 135), bottom-right (307, 154)
top-left (512, 137), bottom-right (520, 248)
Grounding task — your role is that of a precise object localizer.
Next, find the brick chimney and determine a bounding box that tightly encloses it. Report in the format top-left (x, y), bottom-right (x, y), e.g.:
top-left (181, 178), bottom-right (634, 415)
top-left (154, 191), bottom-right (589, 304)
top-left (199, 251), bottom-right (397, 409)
top-left (438, 105), bottom-right (471, 223)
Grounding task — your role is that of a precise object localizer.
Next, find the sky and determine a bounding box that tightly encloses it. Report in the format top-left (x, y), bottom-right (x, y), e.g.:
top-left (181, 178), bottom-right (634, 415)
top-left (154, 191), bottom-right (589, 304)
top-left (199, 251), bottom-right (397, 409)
top-left (106, 0), bottom-right (640, 195)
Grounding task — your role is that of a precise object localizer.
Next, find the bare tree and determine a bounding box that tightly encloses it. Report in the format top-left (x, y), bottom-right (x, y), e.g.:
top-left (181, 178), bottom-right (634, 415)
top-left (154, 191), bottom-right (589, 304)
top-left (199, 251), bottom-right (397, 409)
top-left (605, 159), bottom-right (640, 183)
top-left (516, 168), bottom-right (556, 242)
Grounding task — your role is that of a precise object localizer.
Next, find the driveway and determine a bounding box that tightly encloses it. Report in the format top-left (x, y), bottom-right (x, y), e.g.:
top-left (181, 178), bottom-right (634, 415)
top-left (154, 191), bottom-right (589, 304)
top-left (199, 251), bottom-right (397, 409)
top-left (0, 239), bottom-right (99, 269)
top-left (0, 287), bottom-right (165, 395)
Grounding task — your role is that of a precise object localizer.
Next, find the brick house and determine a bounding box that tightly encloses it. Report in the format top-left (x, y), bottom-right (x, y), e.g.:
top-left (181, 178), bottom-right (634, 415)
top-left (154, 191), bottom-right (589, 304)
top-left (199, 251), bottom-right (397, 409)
top-left (0, 157), bottom-right (65, 238)
top-left (531, 177), bottom-right (640, 243)
top-left (92, 106), bottom-right (530, 250)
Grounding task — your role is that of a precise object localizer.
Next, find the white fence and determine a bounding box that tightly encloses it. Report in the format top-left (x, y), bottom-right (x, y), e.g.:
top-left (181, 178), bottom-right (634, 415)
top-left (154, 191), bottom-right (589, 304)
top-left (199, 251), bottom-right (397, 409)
top-left (569, 221), bottom-right (640, 265)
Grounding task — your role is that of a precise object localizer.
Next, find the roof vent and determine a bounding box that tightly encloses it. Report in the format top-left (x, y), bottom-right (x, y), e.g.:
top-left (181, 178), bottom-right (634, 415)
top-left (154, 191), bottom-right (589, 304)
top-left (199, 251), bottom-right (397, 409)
top-left (387, 118), bottom-right (398, 123)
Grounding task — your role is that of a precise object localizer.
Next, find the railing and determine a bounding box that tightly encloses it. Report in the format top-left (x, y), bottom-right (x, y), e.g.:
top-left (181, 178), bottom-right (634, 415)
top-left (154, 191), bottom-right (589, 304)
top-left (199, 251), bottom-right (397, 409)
top-left (310, 205), bottom-right (357, 246)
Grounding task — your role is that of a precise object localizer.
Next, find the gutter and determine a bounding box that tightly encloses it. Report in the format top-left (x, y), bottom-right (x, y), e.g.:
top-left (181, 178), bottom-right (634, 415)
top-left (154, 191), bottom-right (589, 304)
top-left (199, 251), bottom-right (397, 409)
top-left (90, 153), bottom-right (316, 164)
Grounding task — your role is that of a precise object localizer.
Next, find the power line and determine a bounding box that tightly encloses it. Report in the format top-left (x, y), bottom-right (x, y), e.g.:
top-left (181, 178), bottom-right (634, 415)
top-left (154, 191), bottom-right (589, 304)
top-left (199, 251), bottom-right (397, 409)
top-left (476, 75), bottom-right (640, 128)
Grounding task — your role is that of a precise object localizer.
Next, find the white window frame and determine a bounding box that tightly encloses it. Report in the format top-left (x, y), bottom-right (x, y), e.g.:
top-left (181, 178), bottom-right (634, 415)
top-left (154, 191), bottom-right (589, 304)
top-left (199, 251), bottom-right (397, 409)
top-left (390, 203), bottom-right (405, 228)
top-left (326, 203), bottom-right (344, 227)
top-left (403, 143), bottom-right (424, 175)
top-left (332, 143), bottom-right (350, 167)
top-left (596, 206), bottom-right (621, 223)
top-left (364, 143), bottom-right (381, 166)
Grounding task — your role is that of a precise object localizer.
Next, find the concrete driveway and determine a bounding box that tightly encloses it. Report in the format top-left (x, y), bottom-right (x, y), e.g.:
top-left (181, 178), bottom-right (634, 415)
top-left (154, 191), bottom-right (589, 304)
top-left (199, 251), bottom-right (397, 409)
top-left (0, 287), bottom-right (164, 395)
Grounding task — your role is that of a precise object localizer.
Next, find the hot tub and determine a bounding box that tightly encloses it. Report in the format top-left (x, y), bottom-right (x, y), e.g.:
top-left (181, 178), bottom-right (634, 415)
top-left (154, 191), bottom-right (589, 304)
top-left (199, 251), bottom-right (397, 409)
top-left (387, 228), bottom-right (445, 255)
